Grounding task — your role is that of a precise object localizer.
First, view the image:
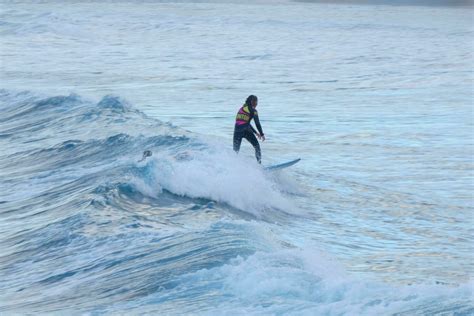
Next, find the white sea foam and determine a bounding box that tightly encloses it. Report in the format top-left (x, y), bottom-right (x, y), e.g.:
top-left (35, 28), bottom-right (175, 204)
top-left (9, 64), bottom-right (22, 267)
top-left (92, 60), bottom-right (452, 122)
top-left (175, 247), bottom-right (473, 315)
top-left (139, 145), bottom-right (297, 217)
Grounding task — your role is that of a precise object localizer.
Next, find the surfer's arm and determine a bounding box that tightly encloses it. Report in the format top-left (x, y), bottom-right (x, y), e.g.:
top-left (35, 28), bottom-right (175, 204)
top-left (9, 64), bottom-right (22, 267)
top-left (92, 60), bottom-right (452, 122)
top-left (254, 112), bottom-right (264, 136)
top-left (250, 124), bottom-right (257, 134)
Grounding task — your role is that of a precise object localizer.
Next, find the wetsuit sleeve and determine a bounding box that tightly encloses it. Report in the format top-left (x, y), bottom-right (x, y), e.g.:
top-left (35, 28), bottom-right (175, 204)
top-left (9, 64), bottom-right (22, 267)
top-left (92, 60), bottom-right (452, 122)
top-left (250, 124), bottom-right (257, 134)
top-left (254, 112), bottom-right (264, 136)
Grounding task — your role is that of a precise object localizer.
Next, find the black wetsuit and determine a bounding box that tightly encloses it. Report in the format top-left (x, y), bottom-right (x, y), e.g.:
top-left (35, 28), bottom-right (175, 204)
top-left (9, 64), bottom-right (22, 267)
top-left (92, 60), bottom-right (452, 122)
top-left (233, 103), bottom-right (264, 163)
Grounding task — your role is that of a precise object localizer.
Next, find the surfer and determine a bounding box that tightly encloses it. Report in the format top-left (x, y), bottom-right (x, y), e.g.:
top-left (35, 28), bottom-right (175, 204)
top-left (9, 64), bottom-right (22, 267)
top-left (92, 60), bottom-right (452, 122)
top-left (233, 95), bottom-right (265, 163)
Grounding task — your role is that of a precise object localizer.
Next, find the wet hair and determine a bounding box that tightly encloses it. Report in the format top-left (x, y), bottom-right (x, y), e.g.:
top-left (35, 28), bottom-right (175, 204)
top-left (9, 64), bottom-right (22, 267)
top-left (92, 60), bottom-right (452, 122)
top-left (245, 95), bottom-right (258, 106)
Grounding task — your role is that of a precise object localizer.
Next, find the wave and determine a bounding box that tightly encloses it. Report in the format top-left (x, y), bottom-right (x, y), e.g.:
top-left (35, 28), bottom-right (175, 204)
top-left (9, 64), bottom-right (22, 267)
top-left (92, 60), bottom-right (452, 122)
top-left (133, 248), bottom-right (472, 315)
top-left (0, 90), bottom-right (471, 314)
top-left (1, 89), bottom-right (296, 217)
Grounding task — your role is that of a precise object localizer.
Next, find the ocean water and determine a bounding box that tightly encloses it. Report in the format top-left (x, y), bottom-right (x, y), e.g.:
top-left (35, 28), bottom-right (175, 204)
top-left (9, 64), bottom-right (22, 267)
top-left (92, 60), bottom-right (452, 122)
top-left (1, 0), bottom-right (473, 314)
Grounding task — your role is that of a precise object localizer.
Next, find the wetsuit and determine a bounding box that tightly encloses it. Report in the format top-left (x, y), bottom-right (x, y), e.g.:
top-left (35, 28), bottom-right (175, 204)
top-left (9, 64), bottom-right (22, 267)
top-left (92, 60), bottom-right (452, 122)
top-left (233, 103), bottom-right (264, 163)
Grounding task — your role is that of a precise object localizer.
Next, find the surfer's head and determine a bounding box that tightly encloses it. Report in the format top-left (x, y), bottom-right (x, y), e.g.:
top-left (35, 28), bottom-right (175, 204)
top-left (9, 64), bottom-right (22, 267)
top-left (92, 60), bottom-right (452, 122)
top-left (246, 95), bottom-right (258, 108)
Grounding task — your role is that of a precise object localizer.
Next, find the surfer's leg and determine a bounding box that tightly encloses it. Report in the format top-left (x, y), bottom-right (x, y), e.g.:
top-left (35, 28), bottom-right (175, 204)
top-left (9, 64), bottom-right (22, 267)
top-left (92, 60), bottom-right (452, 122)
top-left (233, 130), bottom-right (244, 153)
top-left (244, 130), bottom-right (261, 163)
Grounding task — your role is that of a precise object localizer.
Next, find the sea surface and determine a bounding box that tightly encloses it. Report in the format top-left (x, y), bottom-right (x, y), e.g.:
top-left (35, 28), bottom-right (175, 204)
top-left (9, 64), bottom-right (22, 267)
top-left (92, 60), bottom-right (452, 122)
top-left (1, 0), bottom-right (473, 314)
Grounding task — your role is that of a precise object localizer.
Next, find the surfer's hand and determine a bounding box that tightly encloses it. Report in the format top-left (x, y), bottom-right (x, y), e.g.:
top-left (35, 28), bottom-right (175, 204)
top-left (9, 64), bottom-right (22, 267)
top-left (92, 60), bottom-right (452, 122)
top-left (261, 134), bottom-right (266, 141)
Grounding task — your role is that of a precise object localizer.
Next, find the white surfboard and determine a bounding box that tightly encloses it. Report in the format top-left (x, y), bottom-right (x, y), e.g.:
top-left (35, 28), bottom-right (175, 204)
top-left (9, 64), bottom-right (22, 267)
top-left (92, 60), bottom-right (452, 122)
top-left (264, 158), bottom-right (301, 171)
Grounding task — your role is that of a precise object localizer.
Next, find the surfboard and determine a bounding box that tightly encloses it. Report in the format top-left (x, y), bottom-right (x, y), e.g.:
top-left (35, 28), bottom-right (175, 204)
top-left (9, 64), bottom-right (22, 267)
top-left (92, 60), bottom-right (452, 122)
top-left (264, 158), bottom-right (301, 171)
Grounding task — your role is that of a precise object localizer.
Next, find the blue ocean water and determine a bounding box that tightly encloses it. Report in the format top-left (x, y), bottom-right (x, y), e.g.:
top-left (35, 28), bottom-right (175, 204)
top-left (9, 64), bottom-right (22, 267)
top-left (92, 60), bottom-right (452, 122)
top-left (1, 1), bottom-right (473, 314)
